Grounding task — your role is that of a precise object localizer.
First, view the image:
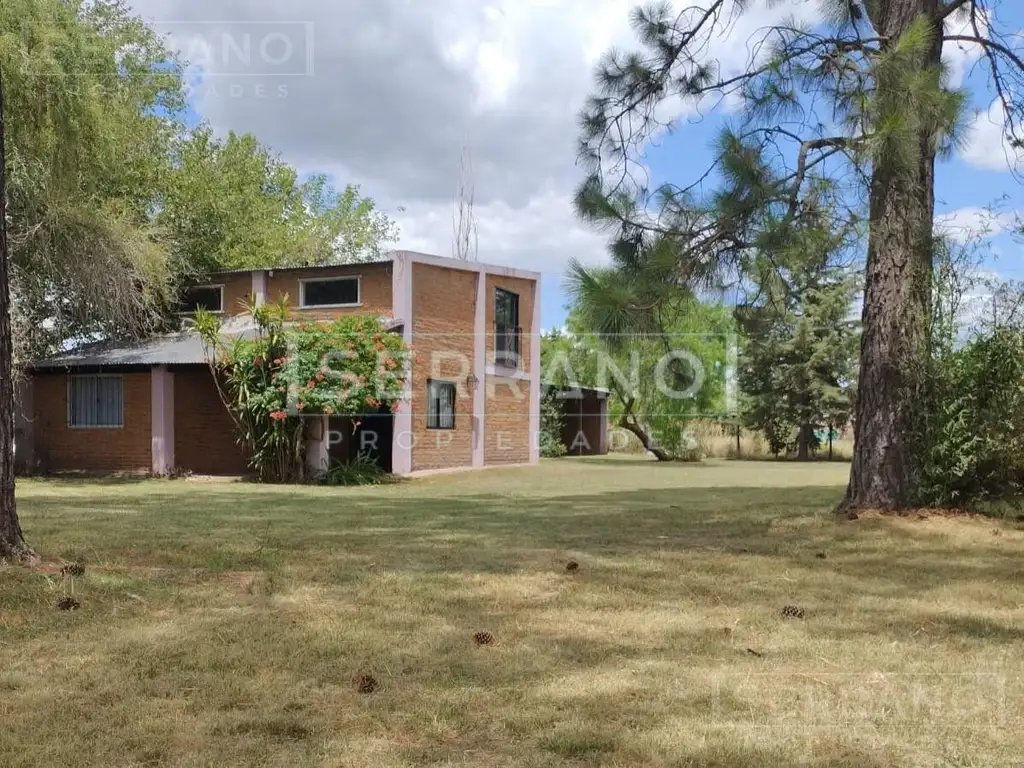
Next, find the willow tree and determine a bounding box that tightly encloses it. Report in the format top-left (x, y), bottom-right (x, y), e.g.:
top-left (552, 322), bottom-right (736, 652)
top-left (575, 0), bottom-right (1024, 510)
top-left (1, 0), bottom-right (187, 560)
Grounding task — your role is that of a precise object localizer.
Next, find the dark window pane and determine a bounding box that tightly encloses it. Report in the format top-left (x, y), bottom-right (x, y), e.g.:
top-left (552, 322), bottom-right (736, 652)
top-left (495, 288), bottom-right (521, 368)
top-left (427, 380), bottom-right (456, 430)
top-left (495, 288), bottom-right (519, 328)
top-left (181, 286), bottom-right (223, 313)
top-left (302, 278), bottom-right (360, 307)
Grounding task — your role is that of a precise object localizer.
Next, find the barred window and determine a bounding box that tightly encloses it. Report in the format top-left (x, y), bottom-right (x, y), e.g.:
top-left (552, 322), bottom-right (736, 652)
top-left (68, 375), bottom-right (124, 428)
top-left (426, 380), bottom-right (456, 430)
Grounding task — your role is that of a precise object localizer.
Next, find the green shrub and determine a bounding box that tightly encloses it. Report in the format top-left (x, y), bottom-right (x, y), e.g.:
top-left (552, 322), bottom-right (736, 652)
top-left (917, 327), bottom-right (1024, 506)
top-left (321, 454), bottom-right (387, 486)
top-left (539, 391), bottom-right (567, 458)
top-left (194, 300), bottom-right (408, 483)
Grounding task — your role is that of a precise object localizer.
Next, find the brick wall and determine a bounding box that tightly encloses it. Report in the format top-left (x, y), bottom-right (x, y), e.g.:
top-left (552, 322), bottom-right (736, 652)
top-left (266, 264), bottom-right (393, 320)
top-left (32, 371), bottom-right (152, 473)
top-left (173, 368), bottom-right (250, 476)
top-left (220, 274), bottom-right (254, 315)
top-left (409, 263), bottom-right (477, 471)
top-left (485, 274), bottom-right (536, 371)
top-left (484, 375), bottom-right (531, 465)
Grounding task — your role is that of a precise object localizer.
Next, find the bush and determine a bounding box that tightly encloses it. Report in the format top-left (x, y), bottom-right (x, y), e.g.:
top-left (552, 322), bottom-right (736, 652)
top-left (539, 391), bottom-right (567, 458)
top-left (321, 454), bottom-right (387, 486)
top-left (195, 300), bottom-right (408, 483)
top-left (917, 327), bottom-right (1024, 506)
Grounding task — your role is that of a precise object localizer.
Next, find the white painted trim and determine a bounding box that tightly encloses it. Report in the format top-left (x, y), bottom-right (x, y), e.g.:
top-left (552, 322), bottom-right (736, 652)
top-left (251, 270), bottom-right (267, 307)
top-left (391, 253), bottom-right (414, 475)
top-left (405, 461), bottom-right (538, 479)
top-left (485, 364), bottom-right (530, 381)
top-left (304, 416), bottom-right (330, 476)
top-left (528, 274), bottom-right (542, 464)
top-left (387, 250), bottom-right (542, 282)
top-left (598, 397), bottom-right (609, 455)
top-left (151, 366), bottom-right (174, 474)
top-left (178, 283), bottom-right (226, 315)
top-left (298, 274), bottom-right (362, 309)
top-left (472, 271), bottom-right (486, 468)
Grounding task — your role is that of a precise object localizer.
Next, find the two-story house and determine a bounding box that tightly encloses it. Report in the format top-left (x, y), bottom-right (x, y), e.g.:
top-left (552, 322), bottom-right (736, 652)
top-left (18, 251), bottom-right (541, 477)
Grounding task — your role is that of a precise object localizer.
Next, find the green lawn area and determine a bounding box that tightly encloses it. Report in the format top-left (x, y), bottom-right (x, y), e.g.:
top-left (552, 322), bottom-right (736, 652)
top-left (2, 458), bottom-right (1022, 767)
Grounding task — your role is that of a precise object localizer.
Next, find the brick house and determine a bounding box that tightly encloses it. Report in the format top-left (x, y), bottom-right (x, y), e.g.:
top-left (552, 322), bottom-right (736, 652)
top-left (17, 251), bottom-right (542, 477)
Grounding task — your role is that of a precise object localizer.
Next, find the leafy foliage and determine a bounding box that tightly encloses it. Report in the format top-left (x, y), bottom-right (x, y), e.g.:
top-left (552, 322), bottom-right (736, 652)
top-left (195, 301), bottom-right (408, 483)
top-left (549, 289), bottom-right (733, 461)
top-left (2, 0), bottom-right (188, 360)
top-left (918, 328), bottom-right (1024, 506)
top-left (573, 0), bottom-right (1024, 507)
top-left (322, 454), bottom-right (389, 486)
top-left (161, 127), bottom-right (397, 274)
top-left (737, 218), bottom-right (859, 458)
top-left (539, 390), bottom-right (568, 459)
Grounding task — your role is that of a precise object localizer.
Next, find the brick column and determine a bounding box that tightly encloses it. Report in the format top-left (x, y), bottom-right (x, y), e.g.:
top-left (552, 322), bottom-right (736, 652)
top-left (151, 366), bottom-right (175, 475)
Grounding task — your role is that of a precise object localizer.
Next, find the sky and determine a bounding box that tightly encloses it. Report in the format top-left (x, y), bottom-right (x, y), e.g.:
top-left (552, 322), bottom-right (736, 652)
top-left (124, 0), bottom-right (1024, 330)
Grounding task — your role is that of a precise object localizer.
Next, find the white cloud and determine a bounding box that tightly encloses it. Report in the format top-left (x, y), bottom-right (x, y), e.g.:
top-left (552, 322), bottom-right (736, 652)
top-left (935, 206), bottom-right (1017, 242)
top-left (961, 99), bottom-right (1024, 172)
top-left (128, 0), bottom-right (832, 287)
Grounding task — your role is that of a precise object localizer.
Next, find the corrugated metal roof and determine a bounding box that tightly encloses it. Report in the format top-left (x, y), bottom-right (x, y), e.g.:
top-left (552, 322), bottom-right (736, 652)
top-left (203, 256), bottom-right (394, 276)
top-left (31, 315), bottom-right (402, 370)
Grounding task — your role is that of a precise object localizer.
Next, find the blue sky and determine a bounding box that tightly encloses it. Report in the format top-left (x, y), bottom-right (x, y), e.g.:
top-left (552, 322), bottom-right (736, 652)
top-left (162, 0), bottom-right (1024, 332)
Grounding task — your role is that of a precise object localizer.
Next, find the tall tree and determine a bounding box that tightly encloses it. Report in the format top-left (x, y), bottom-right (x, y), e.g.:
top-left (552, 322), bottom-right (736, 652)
top-left (0, 68), bottom-right (32, 562)
top-left (161, 127), bottom-right (397, 274)
top-left (566, 254), bottom-right (734, 460)
top-left (737, 218), bottom-right (859, 460)
top-left (3, 0), bottom-right (188, 361)
top-left (575, 0), bottom-right (1024, 510)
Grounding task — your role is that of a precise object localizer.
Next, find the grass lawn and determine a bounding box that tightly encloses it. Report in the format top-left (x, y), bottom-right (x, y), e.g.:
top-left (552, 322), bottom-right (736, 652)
top-left (2, 458), bottom-right (1022, 767)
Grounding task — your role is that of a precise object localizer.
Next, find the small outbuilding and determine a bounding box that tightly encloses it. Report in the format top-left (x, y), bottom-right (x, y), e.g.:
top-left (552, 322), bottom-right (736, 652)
top-left (547, 385), bottom-right (611, 456)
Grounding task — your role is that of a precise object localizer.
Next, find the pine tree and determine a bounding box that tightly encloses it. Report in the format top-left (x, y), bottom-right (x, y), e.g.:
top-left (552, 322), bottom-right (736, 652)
top-left (573, 0), bottom-right (1024, 509)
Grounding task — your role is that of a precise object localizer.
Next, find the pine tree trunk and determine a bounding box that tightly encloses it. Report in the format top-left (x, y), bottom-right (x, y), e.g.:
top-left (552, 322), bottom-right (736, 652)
top-left (0, 70), bottom-right (33, 563)
top-left (843, 0), bottom-right (941, 511)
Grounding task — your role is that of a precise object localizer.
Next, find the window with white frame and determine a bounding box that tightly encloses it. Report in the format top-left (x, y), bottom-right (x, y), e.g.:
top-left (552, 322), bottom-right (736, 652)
top-left (68, 375), bottom-right (124, 428)
top-left (426, 380), bottom-right (456, 430)
top-left (180, 285), bottom-right (224, 313)
top-left (300, 276), bottom-right (360, 308)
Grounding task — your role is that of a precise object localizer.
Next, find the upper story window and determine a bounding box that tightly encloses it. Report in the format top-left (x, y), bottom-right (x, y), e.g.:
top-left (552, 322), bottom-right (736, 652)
top-left (180, 285), bottom-right (224, 313)
top-left (495, 288), bottom-right (521, 368)
top-left (68, 375), bottom-right (124, 429)
top-left (300, 276), bottom-right (361, 308)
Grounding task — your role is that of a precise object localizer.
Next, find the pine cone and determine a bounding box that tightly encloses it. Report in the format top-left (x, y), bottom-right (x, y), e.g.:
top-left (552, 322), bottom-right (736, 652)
top-left (61, 562), bottom-right (85, 577)
top-left (781, 605), bottom-right (805, 619)
top-left (473, 631), bottom-right (494, 646)
top-left (565, 560), bottom-right (579, 573)
top-left (56, 597), bottom-right (81, 611)
top-left (356, 674), bottom-right (378, 694)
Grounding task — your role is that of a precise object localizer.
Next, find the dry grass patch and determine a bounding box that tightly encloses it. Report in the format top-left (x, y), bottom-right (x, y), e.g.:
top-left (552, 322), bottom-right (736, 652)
top-left (1, 460), bottom-right (1022, 766)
